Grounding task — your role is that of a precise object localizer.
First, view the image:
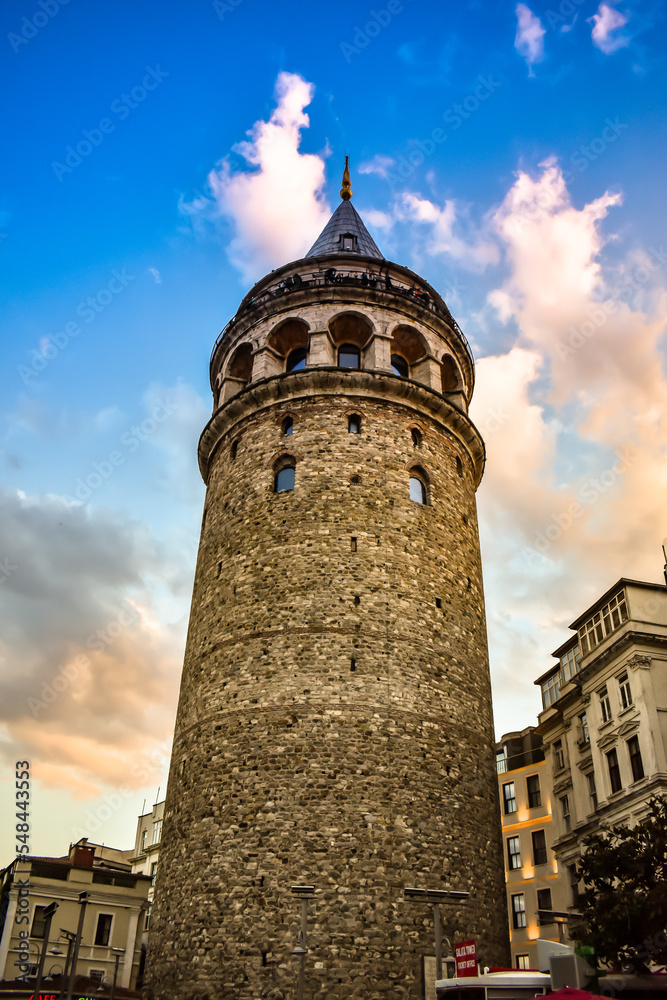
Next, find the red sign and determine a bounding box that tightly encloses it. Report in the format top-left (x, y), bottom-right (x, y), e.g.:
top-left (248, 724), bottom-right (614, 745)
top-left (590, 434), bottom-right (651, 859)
top-left (455, 939), bottom-right (477, 977)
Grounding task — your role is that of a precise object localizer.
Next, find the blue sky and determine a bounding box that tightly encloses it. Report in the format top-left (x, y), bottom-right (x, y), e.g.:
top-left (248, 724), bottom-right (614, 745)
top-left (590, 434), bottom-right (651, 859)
top-left (1, 0), bottom-right (666, 859)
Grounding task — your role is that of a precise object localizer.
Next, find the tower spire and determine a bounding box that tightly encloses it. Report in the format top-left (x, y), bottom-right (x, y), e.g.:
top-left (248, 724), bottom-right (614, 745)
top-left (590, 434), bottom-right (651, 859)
top-left (340, 155), bottom-right (352, 201)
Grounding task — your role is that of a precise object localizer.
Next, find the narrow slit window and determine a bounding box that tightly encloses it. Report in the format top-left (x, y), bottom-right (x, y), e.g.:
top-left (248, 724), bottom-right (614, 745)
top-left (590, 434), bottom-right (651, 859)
top-left (275, 466), bottom-right (295, 493)
top-left (282, 417), bottom-right (293, 436)
top-left (409, 476), bottom-right (427, 504)
top-left (348, 414), bottom-right (361, 433)
top-left (411, 428), bottom-right (422, 447)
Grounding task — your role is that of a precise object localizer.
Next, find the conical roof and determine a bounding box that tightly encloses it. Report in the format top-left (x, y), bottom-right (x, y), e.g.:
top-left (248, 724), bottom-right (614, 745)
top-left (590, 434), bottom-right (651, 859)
top-left (305, 158), bottom-right (383, 259)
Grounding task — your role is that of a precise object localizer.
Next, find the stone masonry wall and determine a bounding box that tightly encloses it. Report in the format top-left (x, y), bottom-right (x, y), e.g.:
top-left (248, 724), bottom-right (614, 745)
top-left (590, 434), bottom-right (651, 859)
top-left (146, 374), bottom-right (509, 1000)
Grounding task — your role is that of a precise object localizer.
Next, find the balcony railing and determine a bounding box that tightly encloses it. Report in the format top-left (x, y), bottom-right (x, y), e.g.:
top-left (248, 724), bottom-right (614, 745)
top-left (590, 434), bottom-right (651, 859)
top-left (210, 263), bottom-right (474, 367)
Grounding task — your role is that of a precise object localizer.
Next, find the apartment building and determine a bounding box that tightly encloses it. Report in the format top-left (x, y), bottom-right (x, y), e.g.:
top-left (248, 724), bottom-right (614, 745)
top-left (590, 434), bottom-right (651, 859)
top-left (534, 578), bottom-right (667, 906)
top-left (496, 728), bottom-right (570, 969)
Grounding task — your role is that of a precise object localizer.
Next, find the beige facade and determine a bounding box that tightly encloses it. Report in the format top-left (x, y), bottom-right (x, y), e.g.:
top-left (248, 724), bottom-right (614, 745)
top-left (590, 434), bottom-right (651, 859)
top-left (535, 578), bottom-right (667, 904)
top-left (129, 800), bottom-right (164, 954)
top-left (496, 728), bottom-right (570, 970)
top-left (0, 841), bottom-right (150, 990)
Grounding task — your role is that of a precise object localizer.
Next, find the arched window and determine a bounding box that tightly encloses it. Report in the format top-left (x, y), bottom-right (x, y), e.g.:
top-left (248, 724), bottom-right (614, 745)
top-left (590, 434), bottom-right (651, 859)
top-left (228, 343), bottom-right (253, 383)
top-left (348, 414), bottom-right (361, 434)
top-left (338, 344), bottom-right (360, 368)
top-left (231, 440), bottom-right (239, 460)
top-left (441, 354), bottom-right (462, 393)
top-left (282, 417), bottom-right (293, 436)
top-left (286, 348), bottom-right (307, 372)
top-left (409, 468), bottom-right (429, 505)
top-left (456, 456), bottom-right (463, 477)
top-left (391, 354), bottom-right (409, 378)
top-left (274, 464), bottom-right (295, 493)
top-left (411, 428), bottom-right (422, 447)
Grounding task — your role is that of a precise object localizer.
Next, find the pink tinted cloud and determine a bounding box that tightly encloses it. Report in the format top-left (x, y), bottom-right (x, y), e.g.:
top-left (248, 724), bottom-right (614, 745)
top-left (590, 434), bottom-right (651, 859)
top-left (514, 4), bottom-right (546, 74)
top-left (187, 72), bottom-right (331, 283)
top-left (589, 3), bottom-right (630, 53)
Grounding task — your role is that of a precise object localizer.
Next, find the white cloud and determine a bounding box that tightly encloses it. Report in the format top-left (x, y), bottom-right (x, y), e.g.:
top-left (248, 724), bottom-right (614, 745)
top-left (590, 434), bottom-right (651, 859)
top-left (398, 193), bottom-right (500, 270)
top-left (514, 3), bottom-right (546, 73)
top-left (359, 154), bottom-right (396, 179)
top-left (183, 72), bottom-right (330, 283)
top-left (589, 3), bottom-right (630, 54)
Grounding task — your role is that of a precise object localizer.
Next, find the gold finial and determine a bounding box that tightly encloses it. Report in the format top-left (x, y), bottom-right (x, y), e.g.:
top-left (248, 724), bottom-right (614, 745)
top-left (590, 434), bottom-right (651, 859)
top-left (340, 156), bottom-right (352, 201)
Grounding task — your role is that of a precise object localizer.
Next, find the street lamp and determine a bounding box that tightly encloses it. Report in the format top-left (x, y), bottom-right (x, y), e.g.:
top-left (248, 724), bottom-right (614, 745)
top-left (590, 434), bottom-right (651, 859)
top-left (403, 887), bottom-right (470, 982)
top-left (290, 885), bottom-right (315, 1000)
top-left (34, 902), bottom-right (59, 1000)
top-left (109, 947), bottom-right (124, 1000)
top-left (64, 892), bottom-right (90, 1000)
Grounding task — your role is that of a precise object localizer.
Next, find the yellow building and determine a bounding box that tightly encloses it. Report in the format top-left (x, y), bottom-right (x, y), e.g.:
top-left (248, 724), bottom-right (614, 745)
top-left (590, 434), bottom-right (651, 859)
top-left (496, 727), bottom-right (570, 970)
top-left (0, 840), bottom-right (150, 990)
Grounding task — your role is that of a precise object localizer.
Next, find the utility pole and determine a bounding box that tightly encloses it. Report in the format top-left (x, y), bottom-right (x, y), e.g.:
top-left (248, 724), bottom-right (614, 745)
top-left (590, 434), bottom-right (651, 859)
top-left (109, 947), bottom-right (124, 1000)
top-left (64, 891), bottom-right (90, 1000)
top-left (403, 888), bottom-right (470, 983)
top-left (290, 885), bottom-right (315, 1000)
top-left (33, 902), bottom-right (58, 1000)
top-left (57, 930), bottom-right (76, 1000)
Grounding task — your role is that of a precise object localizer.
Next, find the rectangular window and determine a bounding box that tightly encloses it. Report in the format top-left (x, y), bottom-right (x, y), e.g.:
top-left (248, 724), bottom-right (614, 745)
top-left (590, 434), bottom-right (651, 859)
top-left (599, 686), bottom-right (612, 724)
top-left (94, 913), bottom-right (112, 947)
top-left (503, 782), bottom-right (517, 814)
top-left (532, 829), bottom-right (548, 866)
top-left (579, 712), bottom-right (590, 744)
top-left (587, 771), bottom-right (598, 810)
top-left (628, 735), bottom-right (645, 782)
top-left (89, 970), bottom-right (105, 983)
top-left (560, 795), bottom-right (571, 832)
top-left (607, 748), bottom-right (622, 793)
top-left (152, 819), bottom-right (162, 844)
top-left (30, 906), bottom-right (47, 939)
top-left (527, 774), bottom-right (541, 809)
top-left (541, 672), bottom-right (561, 709)
top-left (537, 887), bottom-right (553, 915)
top-left (496, 749), bottom-right (508, 775)
top-left (618, 672), bottom-right (633, 711)
top-left (516, 955), bottom-right (530, 969)
top-left (141, 829), bottom-right (147, 850)
top-left (560, 645), bottom-right (582, 682)
top-left (511, 893), bottom-right (527, 929)
top-left (150, 861), bottom-right (158, 881)
top-left (145, 905), bottom-right (152, 930)
top-left (579, 590), bottom-right (628, 655)
top-left (553, 739), bottom-right (565, 770)
top-left (507, 836), bottom-right (521, 870)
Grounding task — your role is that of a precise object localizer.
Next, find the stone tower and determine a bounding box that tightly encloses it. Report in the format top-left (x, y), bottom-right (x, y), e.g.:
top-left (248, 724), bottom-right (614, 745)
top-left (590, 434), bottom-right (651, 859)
top-left (147, 164), bottom-right (509, 1000)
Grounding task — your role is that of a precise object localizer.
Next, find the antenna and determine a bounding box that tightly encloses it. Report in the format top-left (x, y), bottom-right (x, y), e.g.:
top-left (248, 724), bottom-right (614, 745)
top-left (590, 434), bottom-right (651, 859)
top-left (155, 786), bottom-right (160, 805)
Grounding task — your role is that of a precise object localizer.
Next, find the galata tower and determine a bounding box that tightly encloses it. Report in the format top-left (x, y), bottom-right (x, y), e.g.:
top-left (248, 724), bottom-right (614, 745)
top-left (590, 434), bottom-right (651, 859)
top-left (146, 162), bottom-right (509, 1000)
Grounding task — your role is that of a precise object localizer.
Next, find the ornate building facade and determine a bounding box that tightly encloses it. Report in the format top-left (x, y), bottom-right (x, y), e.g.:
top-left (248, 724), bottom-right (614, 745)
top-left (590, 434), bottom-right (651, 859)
top-left (146, 166), bottom-right (509, 999)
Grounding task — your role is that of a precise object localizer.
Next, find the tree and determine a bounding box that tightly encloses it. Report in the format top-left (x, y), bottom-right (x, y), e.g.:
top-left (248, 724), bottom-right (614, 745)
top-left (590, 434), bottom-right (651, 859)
top-left (572, 796), bottom-right (667, 973)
